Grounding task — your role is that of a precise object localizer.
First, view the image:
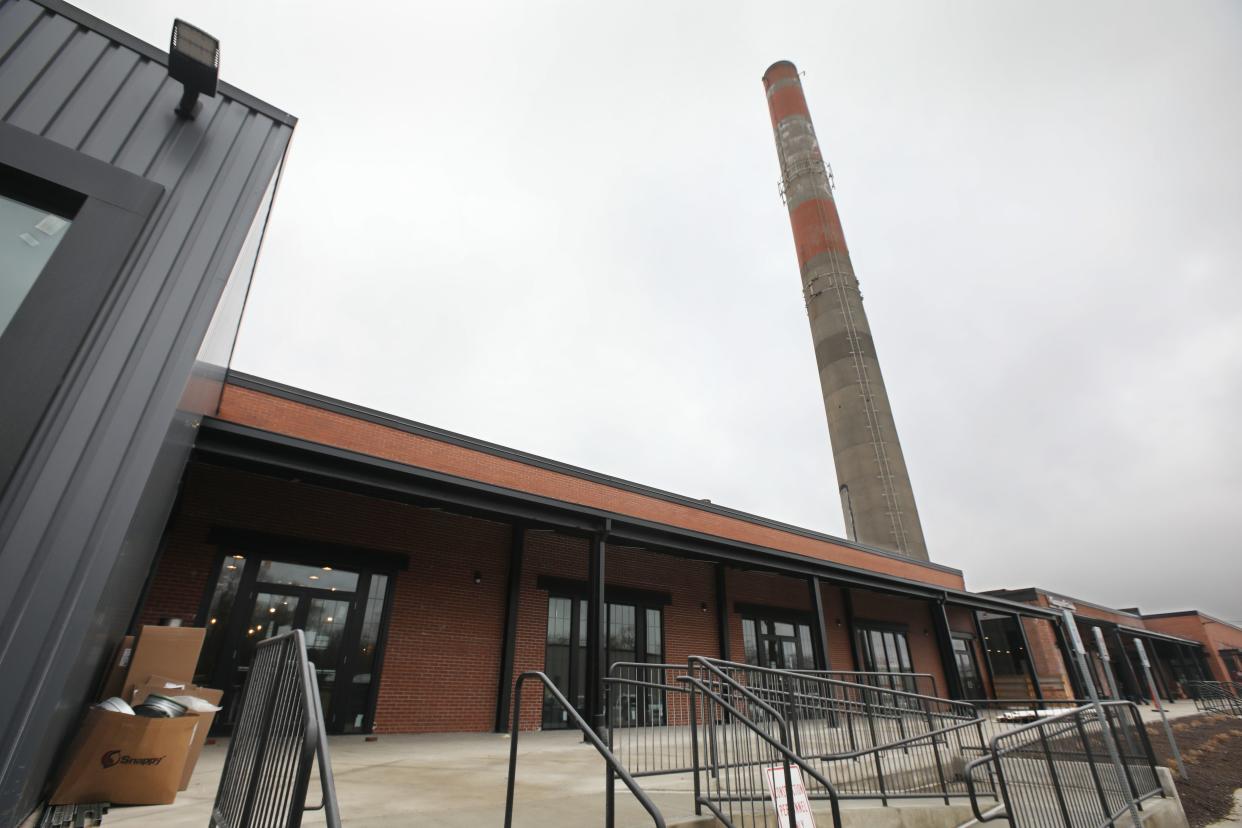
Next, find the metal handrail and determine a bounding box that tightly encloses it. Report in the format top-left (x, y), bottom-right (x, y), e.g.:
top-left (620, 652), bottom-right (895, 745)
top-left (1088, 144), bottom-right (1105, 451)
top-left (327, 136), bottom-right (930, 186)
top-left (806, 669), bottom-right (940, 698)
top-left (679, 669), bottom-right (843, 828)
top-left (705, 657), bottom-right (973, 714)
top-left (964, 701), bottom-right (1163, 827)
top-left (504, 671), bottom-right (665, 828)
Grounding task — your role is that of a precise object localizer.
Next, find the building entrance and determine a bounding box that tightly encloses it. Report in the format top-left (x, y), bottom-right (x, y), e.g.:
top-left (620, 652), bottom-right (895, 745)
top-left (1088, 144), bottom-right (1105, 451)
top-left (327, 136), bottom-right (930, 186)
top-left (198, 554), bottom-right (392, 734)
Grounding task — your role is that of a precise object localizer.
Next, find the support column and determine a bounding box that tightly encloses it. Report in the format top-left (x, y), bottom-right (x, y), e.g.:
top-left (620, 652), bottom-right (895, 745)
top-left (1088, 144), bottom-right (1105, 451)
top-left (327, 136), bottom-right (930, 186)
top-left (715, 564), bottom-right (731, 661)
top-left (494, 523), bottom-right (525, 733)
top-left (842, 587), bottom-right (862, 670)
top-left (932, 599), bottom-right (964, 699)
top-left (586, 525), bottom-right (609, 734)
top-left (1013, 614), bottom-right (1045, 701)
top-left (808, 577), bottom-right (831, 670)
top-left (1055, 618), bottom-right (1085, 698)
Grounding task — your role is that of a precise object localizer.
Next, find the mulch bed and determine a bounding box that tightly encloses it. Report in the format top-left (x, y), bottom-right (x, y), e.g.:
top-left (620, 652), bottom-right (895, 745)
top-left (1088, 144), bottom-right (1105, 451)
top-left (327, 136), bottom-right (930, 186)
top-left (1145, 713), bottom-right (1242, 827)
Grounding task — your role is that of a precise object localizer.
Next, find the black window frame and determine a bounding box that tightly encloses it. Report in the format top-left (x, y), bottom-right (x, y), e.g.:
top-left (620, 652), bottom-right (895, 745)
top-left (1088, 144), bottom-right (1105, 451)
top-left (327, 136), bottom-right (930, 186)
top-left (854, 619), bottom-right (915, 675)
top-left (0, 121), bottom-right (163, 498)
top-left (736, 602), bottom-right (822, 671)
top-left (537, 580), bottom-right (668, 729)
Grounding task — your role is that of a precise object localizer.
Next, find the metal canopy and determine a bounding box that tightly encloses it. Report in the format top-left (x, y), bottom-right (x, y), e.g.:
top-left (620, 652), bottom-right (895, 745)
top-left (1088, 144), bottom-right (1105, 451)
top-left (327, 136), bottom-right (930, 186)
top-left (194, 418), bottom-right (1057, 621)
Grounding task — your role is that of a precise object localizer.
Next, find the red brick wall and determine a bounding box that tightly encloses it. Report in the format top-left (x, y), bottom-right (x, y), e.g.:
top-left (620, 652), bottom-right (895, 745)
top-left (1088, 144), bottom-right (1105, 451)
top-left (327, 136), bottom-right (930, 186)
top-left (140, 462), bottom-right (513, 733)
top-left (218, 384), bottom-right (966, 590)
top-left (1022, 617), bottom-right (1073, 699)
top-left (1145, 614), bottom-right (1242, 684)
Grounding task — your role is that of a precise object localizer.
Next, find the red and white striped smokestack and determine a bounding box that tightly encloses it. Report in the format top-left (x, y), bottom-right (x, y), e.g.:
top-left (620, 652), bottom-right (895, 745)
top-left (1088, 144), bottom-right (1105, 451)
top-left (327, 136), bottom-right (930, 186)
top-left (762, 60), bottom-right (929, 561)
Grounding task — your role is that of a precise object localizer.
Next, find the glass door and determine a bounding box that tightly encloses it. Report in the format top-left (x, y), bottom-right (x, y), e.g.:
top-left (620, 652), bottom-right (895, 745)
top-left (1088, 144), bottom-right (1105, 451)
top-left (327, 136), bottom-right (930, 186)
top-left (201, 555), bottom-right (393, 734)
top-left (952, 636), bottom-right (984, 698)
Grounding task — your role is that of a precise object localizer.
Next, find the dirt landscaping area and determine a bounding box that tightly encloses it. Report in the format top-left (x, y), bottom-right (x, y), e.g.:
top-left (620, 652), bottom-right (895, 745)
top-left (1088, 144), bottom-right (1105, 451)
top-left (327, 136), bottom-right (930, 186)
top-left (1147, 714), bottom-right (1242, 827)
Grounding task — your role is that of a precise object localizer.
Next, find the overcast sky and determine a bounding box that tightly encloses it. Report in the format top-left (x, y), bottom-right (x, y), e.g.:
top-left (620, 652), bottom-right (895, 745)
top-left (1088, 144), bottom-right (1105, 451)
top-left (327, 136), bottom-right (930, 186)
top-left (84, 1), bottom-right (1242, 622)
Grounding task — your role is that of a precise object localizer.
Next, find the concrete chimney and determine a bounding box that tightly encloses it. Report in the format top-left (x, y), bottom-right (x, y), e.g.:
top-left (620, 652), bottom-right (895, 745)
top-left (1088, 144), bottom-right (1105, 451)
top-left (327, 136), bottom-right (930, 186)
top-left (762, 60), bottom-right (929, 561)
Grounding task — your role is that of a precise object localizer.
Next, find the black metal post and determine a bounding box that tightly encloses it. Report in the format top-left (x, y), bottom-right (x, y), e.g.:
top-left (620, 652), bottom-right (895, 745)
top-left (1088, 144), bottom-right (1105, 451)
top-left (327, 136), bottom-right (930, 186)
top-left (842, 587), bottom-right (863, 670)
top-left (1055, 618), bottom-right (1086, 698)
top-left (715, 564), bottom-right (731, 661)
top-left (495, 523), bottom-right (526, 733)
top-left (932, 599), bottom-right (964, 699)
top-left (1110, 627), bottom-right (1144, 701)
top-left (587, 526), bottom-right (609, 734)
top-left (1012, 614), bottom-right (1045, 701)
top-left (809, 576), bottom-right (831, 670)
top-left (971, 610), bottom-right (998, 699)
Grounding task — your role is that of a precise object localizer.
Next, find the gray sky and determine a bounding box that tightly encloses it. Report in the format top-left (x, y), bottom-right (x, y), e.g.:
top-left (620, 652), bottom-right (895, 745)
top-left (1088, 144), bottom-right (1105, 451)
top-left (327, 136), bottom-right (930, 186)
top-left (83, 1), bottom-right (1242, 622)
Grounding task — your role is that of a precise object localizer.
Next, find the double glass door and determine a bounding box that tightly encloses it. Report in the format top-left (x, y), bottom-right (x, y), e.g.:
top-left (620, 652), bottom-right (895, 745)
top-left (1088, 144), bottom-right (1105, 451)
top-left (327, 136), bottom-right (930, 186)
top-left (542, 596), bottom-right (663, 729)
top-left (199, 556), bottom-right (391, 734)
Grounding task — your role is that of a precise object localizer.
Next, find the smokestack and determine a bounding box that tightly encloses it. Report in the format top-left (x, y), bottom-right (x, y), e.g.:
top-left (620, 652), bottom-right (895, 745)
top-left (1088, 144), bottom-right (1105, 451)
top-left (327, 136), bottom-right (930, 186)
top-left (762, 60), bottom-right (929, 561)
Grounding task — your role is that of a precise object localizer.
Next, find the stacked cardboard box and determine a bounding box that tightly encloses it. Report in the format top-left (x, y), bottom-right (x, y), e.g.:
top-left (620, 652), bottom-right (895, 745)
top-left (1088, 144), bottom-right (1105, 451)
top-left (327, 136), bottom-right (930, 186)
top-left (49, 626), bottom-right (223, 806)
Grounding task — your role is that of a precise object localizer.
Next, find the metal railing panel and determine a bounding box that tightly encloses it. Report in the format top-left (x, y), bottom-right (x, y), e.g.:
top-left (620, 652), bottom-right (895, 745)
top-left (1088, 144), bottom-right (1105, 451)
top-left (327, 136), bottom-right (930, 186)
top-left (1186, 681), bottom-right (1242, 715)
top-left (210, 630), bottom-right (340, 828)
top-left (965, 701), bottom-right (1163, 828)
top-left (681, 657), bottom-right (843, 828)
top-left (606, 663), bottom-right (697, 778)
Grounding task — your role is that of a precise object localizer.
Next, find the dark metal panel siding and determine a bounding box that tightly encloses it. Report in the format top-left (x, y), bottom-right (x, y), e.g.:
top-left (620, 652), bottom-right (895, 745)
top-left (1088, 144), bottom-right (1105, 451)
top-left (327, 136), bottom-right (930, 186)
top-left (0, 0), bottom-right (294, 822)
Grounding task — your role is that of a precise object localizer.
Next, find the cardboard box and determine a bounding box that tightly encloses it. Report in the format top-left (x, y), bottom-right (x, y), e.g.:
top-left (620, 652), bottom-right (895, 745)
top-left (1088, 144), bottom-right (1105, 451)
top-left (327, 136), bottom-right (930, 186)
top-left (49, 708), bottom-right (201, 806)
top-left (119, 626), bottom-right (205, 701)
top-left (130, 677), bottom-right (224, 790)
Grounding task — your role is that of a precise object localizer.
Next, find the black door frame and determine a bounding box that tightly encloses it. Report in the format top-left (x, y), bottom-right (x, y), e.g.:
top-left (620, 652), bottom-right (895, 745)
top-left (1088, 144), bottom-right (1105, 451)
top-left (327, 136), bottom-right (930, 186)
top-left (196, 530), bottom-right (404, 734)
top-left (540, 590), bottom-right (666, 729)
top-left (950, 633), bottom-right (985, 698)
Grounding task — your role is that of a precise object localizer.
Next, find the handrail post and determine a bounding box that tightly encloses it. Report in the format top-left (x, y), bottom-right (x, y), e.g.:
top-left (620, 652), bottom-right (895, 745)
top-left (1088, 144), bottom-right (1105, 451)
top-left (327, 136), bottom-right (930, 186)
top-left (504, 676), bottom-right (524, 828)
top-left (925, 708), bottom-right (950, 805)
top-left (862, 685), bottom-right (888, 805)
top-left (687, 679), bottom-right (702, 816)
top-left (784, 672), bottom-right (803, 757)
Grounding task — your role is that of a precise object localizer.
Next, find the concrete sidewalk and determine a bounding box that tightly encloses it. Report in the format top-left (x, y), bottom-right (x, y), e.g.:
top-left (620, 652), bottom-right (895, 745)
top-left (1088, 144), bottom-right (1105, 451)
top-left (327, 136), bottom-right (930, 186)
top-left (103, 729), bottom-right (695, 827)
top-left (100, 701), bottom-right (1206, 827)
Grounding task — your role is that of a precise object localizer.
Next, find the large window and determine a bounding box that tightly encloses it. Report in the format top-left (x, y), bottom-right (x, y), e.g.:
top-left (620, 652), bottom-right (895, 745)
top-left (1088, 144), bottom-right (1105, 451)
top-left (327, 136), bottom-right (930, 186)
top-left (0, 125), bottom-right (162, 498)
top-left (541, 593), bottom-right (664, 729)
top-left (854, 622), bottom-right (916, 693)
top-left (741, 612), bottom-right (818, 671)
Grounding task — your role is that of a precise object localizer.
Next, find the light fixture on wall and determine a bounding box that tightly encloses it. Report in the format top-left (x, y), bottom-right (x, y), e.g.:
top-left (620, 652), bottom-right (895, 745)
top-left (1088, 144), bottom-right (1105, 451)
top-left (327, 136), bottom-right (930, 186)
top-left (169, 19), bottom-right (219, 119)
top-left (473, 571), bottom-right (483, 585)
top-left (700, 602), bottom-right (708, 613)
top-left (835, 618), bottom-right (843, 628)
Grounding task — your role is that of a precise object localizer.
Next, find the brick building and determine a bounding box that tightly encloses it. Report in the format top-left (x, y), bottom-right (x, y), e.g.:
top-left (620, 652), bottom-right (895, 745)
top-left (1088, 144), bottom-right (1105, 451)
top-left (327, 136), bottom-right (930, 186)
top-left (135, 373), bottom-right (1081, 736)
top-left (982, 588), bottom-right (1214, 703)
top-left (1142, 611), bottom-right (1242, 685)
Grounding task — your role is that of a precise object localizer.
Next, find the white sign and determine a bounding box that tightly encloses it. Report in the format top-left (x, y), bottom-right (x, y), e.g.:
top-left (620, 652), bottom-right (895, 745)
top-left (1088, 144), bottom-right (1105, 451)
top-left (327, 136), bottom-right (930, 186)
top-left (765, 765), bottom-right (816, 828)
top-left (1048, 596), bottom-right (1077, 611)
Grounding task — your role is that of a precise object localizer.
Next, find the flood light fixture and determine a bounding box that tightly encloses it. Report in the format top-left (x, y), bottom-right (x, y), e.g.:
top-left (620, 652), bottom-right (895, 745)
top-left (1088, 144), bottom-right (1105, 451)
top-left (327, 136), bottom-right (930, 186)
top-left (169, 18), bottom-right (219, 119)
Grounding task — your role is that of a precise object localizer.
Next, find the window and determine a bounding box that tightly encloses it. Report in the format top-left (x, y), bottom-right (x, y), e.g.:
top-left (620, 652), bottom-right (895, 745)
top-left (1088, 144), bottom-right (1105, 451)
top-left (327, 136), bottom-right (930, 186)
top-left (979, 616), bottom-right (1028, 676)
top-left (740, 613), bottom-right (818, 670)
top-left (0, 124), bottom-right (162, 498)
top-left (541, 594), bottom-right (665, 729)
top-left (952, 635), bottom-right (985, 698)
top-left (0, 190), bottom-right (73, 337)
top-left (855, 623), bottom-right (915, 691)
